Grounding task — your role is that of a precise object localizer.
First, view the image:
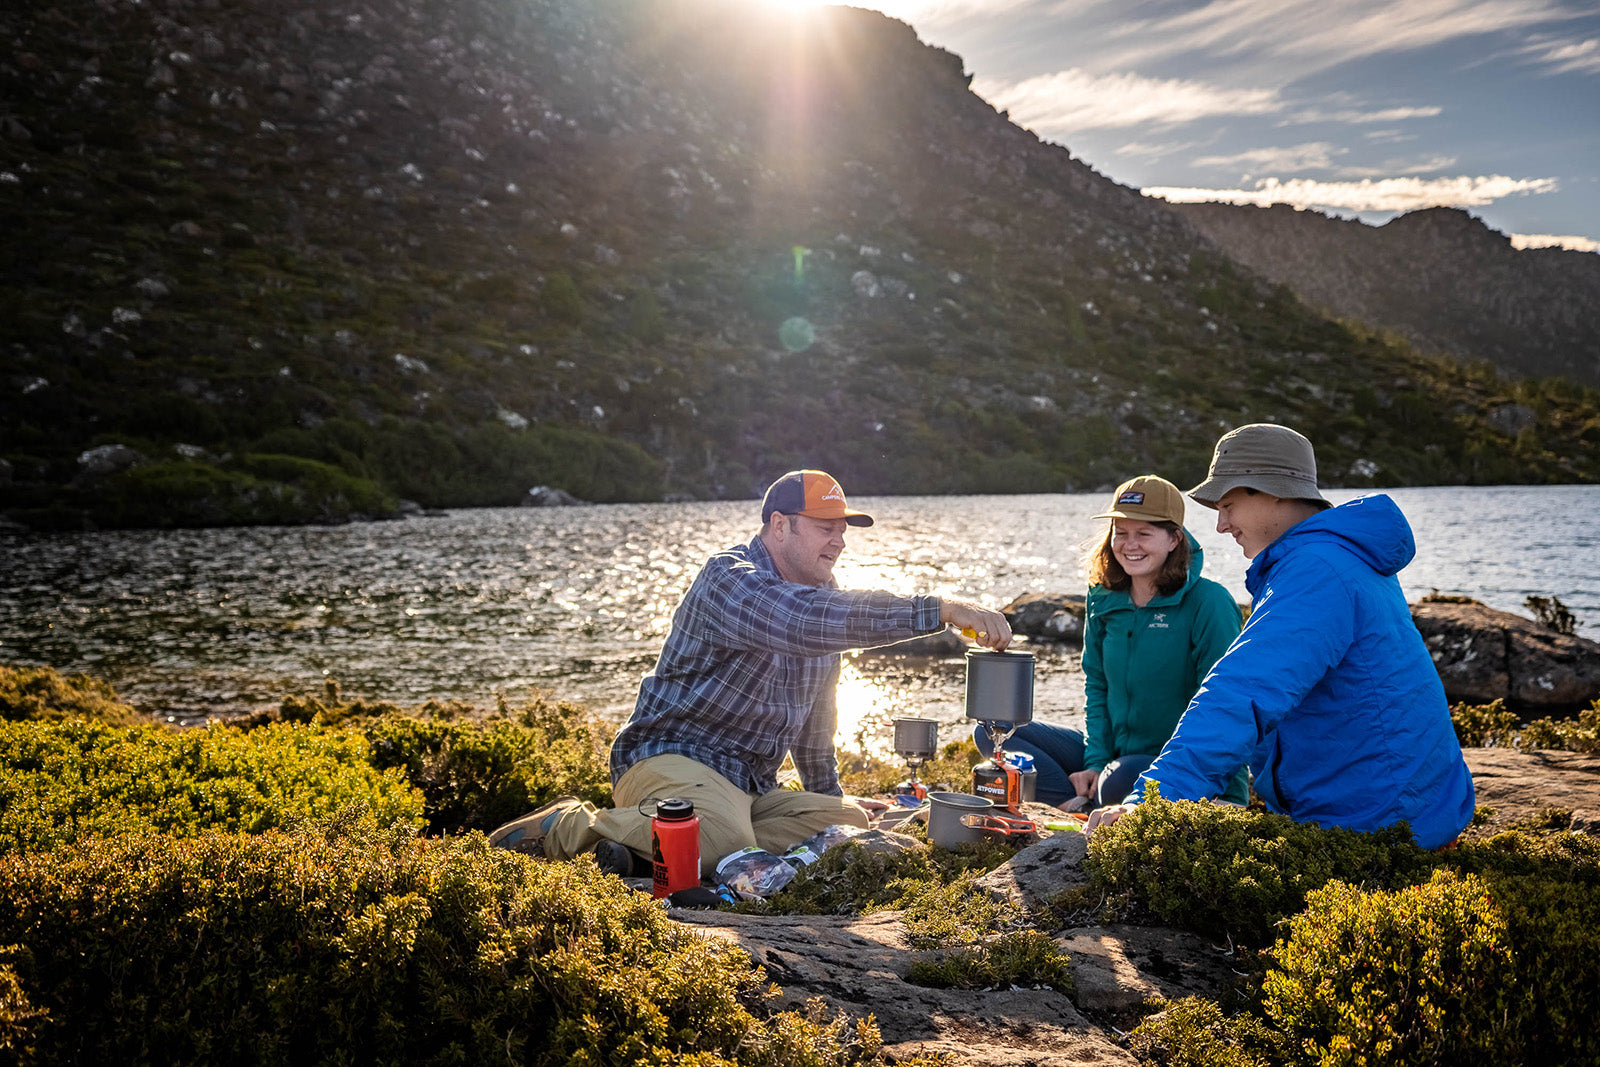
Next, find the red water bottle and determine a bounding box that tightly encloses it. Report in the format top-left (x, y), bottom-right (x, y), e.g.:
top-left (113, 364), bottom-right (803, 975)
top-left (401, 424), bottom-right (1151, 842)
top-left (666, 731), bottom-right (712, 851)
top-left (651, 797), bottom-right (700, 898)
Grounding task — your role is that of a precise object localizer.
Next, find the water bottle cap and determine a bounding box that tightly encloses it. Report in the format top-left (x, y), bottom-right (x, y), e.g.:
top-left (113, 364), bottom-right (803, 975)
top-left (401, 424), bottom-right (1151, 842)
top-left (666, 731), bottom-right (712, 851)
top-left (1003, 752), bottom-right (1035, 772)
top-left (655, 797), bottom-right (695, 821)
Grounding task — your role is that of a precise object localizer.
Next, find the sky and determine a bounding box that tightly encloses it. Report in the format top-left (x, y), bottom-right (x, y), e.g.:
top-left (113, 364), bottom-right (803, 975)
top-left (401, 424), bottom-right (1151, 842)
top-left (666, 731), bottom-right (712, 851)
top-left (777, 0), bottom-right (1600, 251)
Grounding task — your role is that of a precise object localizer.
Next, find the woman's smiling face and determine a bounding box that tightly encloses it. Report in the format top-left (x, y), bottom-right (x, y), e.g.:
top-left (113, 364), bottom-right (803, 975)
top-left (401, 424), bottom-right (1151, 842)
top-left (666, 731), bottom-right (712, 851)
top-left (1110, 518), bottom-right (1180, 583)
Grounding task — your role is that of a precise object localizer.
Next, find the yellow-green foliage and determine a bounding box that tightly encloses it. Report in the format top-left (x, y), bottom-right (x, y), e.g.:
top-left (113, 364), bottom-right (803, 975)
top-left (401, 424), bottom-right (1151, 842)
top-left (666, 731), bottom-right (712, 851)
top-left (1096, 799), bottom-right (1600, 1064)
top-left (1263, 871), bottom-right (1515, 1065)
top-left (906, 930), bottom-right (1073, 994)
top-left (277, 683), bottom-right (614, 835)
top-left (0, 664), bottom-right (143, 725)
top-left (1518, 701), bottom-right (1600, 753)
top-left (897, 869), bottom-right (1012, 949)
top-left (747, 834), bottom-right (1014, 919)
top-left (1449, 698), bottom-right (1522, 748)
top-left (0, 824), bottom-right (899, 1066)
top-left (1084, 788), bottom-right (1436, 944)
top-left (1127, 997), bottom-right (1287, 1067)
top-left (837, 738), bottom-right (984, 798)
top-left (0, 719), bottom-right (422, 855)
top-left (0, 948), bottom-right (46, 1059)
top-left (1451, 698), bottom-right (1600, 753)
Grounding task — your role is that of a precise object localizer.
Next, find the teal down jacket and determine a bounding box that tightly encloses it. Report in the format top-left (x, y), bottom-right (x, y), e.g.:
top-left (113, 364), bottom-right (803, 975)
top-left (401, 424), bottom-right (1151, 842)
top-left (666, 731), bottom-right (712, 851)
top-left (1083, 532), bottom-right (1249, 804)
top-left (1134, 494), bottom-right (1476, 850)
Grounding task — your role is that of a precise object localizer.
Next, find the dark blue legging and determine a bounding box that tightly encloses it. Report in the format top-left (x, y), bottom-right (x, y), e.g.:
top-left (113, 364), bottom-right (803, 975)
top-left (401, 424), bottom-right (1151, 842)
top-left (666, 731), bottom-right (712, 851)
top-left (971, 722), bottom-right (1155, 809)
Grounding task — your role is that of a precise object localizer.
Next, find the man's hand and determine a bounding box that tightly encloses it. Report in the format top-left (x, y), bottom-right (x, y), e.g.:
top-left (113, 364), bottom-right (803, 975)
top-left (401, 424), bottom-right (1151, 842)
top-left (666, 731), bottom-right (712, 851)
top-left (1084, 803), bottom-right (1135, 837)
top-left (1067, 769), bottom-right (1098, 799)
top-left (941, 598), bottom-right (1013, 651)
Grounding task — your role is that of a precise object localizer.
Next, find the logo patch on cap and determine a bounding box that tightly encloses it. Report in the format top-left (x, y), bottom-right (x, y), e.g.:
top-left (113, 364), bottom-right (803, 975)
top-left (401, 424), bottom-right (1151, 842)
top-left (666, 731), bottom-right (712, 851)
top-left (1117, 491), bottom-right (1146, 505)
top-left (820, 482), bottom-right (845, 503)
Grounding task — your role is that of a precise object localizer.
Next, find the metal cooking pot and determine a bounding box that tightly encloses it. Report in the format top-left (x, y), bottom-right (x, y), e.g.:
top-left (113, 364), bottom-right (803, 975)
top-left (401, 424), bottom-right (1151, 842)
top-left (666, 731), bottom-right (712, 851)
top-left (891, 716), bottom-right (940, 760)
top-left (964, 649), bottom-right (1035, 725)
top-left (926, 791), bottom-right (993, 848)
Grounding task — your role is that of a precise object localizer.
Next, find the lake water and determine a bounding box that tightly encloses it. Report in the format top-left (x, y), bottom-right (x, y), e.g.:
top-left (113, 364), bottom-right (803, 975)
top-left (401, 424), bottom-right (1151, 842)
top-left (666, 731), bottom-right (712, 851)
top-left (2, 485), bottom-right (1596, 757)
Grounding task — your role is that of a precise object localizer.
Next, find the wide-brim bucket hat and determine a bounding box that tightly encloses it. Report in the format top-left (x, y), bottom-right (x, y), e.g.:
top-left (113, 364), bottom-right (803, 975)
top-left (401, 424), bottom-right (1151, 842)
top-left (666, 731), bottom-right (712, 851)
top-left (1189, 424), bottom-right (1330, 509)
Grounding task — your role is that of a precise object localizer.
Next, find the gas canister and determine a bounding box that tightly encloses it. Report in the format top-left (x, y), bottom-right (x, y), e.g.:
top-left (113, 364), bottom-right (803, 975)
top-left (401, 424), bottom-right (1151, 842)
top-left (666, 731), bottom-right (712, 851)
top-left (972, 752), bottom-right (1037, 812)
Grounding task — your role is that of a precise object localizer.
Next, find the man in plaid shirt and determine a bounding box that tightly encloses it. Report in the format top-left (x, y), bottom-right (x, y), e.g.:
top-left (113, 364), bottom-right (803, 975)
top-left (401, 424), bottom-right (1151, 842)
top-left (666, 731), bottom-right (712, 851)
top-left (492, 470), bottom-right (1012, 878)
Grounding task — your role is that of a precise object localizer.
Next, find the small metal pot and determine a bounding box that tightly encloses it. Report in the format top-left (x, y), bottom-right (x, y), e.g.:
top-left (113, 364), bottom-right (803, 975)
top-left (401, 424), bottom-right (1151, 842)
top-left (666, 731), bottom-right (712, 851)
top-left (891, 716), bottom-right (940, 761)
top-left (927, 791), bottom-right (993, 848)
top-left (964, 649), bottom-right (1035, 725)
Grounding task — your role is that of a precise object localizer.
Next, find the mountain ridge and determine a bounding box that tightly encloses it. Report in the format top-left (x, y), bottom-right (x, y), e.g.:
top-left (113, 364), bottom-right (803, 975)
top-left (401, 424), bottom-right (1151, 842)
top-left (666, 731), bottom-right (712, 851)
top-left (3, 0), bottom-right (1598, 528)
top-left (1169, 201), bottom-right (1600, 386)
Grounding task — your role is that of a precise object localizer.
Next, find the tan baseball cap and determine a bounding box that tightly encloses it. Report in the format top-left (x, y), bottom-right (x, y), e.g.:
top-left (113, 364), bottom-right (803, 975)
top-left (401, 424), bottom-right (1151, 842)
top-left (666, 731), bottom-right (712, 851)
top-left (1091, 475), bottom-right (1185, 525)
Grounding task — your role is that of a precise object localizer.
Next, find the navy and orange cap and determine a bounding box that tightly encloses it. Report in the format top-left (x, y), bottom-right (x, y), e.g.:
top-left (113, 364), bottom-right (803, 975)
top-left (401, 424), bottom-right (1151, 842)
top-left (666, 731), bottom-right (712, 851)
top-left (761, 470), bottom-right (874, 527)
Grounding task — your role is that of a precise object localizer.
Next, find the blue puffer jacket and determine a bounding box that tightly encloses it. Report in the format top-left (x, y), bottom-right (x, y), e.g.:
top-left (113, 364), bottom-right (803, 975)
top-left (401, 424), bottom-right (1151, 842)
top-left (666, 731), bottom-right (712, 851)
top-left (1134, 494), bottom-right (1475, 849)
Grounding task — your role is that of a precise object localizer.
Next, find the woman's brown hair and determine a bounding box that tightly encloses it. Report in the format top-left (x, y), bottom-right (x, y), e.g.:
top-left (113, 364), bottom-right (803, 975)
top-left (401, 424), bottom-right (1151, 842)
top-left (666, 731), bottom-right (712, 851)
top-left (1086, 520), bottom-right (1191, 597)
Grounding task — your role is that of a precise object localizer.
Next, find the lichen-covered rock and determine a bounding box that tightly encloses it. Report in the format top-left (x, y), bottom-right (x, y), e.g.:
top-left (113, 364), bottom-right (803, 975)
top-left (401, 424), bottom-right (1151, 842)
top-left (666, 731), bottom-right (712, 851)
top-left (1413, 598), bottom-right (1600, 708)
top-left (1002, 593), bottom-right (1086, 643)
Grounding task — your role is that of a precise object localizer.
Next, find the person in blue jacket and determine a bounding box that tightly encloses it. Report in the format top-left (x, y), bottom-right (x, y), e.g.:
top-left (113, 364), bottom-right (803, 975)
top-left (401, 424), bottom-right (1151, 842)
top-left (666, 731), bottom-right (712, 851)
top-left (1085, 424), bottom-right (1475, 850)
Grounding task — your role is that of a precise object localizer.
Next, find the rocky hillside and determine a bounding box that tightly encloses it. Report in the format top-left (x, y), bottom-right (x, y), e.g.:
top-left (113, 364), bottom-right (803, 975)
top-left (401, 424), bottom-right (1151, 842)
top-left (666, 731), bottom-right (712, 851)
top-left (3, 0), bottom-right (1599, 528)
top-left (1170, 203), bottom-right (1600, 387)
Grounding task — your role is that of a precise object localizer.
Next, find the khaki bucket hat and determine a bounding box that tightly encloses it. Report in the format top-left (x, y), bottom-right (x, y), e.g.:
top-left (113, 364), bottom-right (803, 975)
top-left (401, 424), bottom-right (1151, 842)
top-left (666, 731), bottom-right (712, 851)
top-left (1188, 424), bottom-right (1330, 509)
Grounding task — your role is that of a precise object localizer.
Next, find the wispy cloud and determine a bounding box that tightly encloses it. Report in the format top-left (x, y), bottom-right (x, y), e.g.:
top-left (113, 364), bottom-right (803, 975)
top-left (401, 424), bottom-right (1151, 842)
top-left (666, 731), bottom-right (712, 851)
top-left (1512, 34), bottom-right (1600, 74)
top-left (1195, 142), bottom-right (1345, 172)
top-left (1100, 0), bottom-right (1574, 83)
top-left (1114, 139), bottom-right (1207, 159)
top-left (1335, 154), bottom-right (1460, 178)
top-left (1283, 105), bottom-right (1443, 125)
top-left (973, 68), bottom-right (1278, 133)
top-left (1364, 129), bottom-right (1420, 144)
top-left (1144, 173), bottom-right (1560, 213)
top-left (1511, 232), bottom-right (1600, 252)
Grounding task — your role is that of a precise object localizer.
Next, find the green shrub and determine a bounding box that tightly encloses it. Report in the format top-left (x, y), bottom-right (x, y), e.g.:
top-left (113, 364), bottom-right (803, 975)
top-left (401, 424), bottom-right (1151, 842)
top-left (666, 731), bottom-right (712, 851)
top-left (541, 270), bottom-right (584, 324)
top-left (898, 868), bottom-right (1013, 948)
top-left (87, 454), bottom-right (395, 527)
top-left (749, 834), bottom-right (1014, 919)
top-left (0, 719), bottom-right (422, 855)
top-left (275, 684), bottom-right (614, 836)
top-left (1084, 788), bottom-right (1438, 945)
top-left (837, 738), bottom-right (984, 798)
top-left (1525, 594), bottom-right (1577, 635)
top-left (1517, 702), bottom-right (1600, 753)
top-left (0, 826), bottom-right (902, 1066)
top-left (0, 664), bottom-right (143, 725)
top-left (1450, 698), bottom-right (1521, 748)
top-left (0, 948), bottom-right (46, 1058)
top-left (1451, 698), bottom-right (1600, 753)
top-left (907, 930), bottom-right (1073, 993)
top-left (1263, 870), bottom-right (1516, 1065)
top-left (1127, 997), bottom-right (1287, 1067)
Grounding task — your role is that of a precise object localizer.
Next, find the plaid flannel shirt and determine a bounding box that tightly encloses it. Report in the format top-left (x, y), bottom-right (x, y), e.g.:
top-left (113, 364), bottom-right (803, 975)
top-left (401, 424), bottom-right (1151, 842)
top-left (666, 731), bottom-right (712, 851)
top-left (609, 534), bottom-right (943, 796)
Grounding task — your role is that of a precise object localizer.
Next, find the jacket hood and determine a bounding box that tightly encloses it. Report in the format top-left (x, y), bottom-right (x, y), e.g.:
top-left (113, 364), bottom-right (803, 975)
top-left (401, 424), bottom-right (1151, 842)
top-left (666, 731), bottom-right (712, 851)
top-left (1248, 494), bottom-right (1415, 594)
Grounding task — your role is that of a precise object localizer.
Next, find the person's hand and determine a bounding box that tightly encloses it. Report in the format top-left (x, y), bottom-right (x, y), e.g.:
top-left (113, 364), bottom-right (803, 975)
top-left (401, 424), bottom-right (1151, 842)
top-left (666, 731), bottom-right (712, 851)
top-left (845, 794), bottom-right (889, 814)
top-left (941, 598), bottom-right (1012, 651)
top-left (1084, 804), bottom-right (1135, 837)
top-left (1067, 769), bottom-right (1098, 799)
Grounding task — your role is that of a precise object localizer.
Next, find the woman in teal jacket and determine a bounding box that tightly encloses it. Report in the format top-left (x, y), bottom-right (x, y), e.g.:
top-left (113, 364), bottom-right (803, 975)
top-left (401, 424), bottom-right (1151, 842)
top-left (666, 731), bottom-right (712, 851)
top-left (974, 475), bottom-right (1248, 808)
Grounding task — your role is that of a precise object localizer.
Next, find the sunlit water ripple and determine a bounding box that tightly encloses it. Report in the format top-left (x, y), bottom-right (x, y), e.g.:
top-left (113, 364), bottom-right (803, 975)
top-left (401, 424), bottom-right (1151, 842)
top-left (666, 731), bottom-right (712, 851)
top-left (2, 485), bottom-right (1596, 757)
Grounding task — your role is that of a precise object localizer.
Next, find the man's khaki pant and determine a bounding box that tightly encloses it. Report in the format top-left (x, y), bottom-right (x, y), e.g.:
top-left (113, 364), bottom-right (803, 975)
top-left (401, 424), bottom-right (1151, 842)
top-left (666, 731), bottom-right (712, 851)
top-left (544, 753), bottom-right (869, 878)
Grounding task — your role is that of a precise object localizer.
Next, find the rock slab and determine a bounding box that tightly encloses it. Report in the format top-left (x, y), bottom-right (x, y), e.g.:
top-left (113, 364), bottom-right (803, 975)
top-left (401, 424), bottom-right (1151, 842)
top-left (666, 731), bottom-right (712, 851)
top-left (1413, 599), bottom-right (1600, 708)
